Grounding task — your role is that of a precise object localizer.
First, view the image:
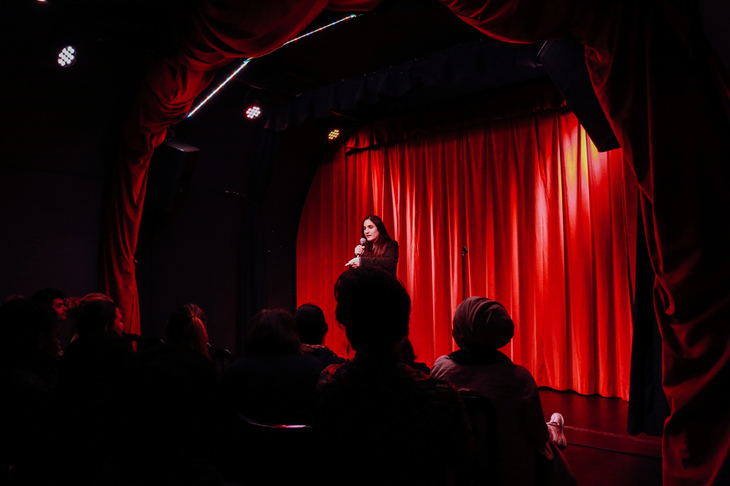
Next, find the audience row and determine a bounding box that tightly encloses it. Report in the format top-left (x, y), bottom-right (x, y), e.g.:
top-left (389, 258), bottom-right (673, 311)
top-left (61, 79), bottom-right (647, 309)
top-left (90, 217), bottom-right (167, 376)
top-left (1, 269), bottom-right (573, 485)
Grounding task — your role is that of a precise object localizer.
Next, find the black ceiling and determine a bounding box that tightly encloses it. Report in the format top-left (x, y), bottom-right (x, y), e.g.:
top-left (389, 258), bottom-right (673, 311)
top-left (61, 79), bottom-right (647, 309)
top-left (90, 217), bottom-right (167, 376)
top-left (234, 4), bottom-right (491, 97)
top-left (4, 0), bottom-right (553, 152)
top-left (199, 2), bottom-right (549, 129)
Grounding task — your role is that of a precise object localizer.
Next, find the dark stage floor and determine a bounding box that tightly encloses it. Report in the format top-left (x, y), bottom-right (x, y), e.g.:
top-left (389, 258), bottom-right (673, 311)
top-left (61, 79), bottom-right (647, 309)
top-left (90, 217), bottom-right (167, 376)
top-left (539, 389), bottom-right (663, 486)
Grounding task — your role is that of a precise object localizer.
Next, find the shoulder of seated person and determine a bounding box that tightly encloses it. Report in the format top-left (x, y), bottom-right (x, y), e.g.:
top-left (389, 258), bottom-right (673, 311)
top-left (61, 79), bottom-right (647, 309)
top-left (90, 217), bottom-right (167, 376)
top-left (430, 354), bottom-right (453, 371)
top-left (299, 351), bottom-right (327, 368)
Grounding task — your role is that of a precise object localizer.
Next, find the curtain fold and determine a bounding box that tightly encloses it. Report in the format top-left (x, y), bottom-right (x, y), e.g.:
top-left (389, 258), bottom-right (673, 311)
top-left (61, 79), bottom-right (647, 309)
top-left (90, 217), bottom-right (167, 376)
top-left (297, 108), bottom-right (637, 399)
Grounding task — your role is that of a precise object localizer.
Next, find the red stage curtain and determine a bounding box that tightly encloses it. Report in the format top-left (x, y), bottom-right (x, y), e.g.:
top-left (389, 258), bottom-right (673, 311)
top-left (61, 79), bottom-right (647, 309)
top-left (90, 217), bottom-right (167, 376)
top-left (297, 108), bottom-right (638, 400)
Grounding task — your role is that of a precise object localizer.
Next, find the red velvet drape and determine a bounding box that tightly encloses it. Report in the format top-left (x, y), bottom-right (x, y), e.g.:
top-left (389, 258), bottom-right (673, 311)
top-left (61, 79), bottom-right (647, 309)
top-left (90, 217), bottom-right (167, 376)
top-left (297, 108), bottom-right (638, 399)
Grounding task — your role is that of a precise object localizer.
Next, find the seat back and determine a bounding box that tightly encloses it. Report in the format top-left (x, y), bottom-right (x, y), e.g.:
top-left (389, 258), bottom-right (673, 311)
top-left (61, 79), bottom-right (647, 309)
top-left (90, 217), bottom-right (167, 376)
top-left (208, 345), bottom-right (233, 375)
top-left (460, 391), bottom-right (502, 485)
top-left (219, 414), bottom-right (317, 484)
top-left (123, 333), bottom-right (164, 352)
top-left (238, 413), bottom-right (312, 430)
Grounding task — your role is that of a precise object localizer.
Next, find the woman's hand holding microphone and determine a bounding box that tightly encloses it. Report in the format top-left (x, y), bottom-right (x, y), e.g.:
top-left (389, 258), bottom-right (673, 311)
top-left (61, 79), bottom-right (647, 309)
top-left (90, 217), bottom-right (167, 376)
top-left (346, 238), bottom-right (367, 268)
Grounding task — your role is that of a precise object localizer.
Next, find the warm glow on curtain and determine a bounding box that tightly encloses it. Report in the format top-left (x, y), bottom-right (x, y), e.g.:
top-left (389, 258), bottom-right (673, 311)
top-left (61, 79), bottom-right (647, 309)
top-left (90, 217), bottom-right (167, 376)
top-left (297, 109), bottom-right (637, 399)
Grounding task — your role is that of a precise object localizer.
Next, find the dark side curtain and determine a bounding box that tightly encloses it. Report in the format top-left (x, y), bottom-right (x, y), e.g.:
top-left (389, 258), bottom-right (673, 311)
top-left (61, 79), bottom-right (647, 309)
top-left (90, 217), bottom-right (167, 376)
top-left (628, 206), bottom-right (671, 436)
top-left (297, 108), bottom-right (638, 399)
top-left (239, 129), bottom-right (282, 352)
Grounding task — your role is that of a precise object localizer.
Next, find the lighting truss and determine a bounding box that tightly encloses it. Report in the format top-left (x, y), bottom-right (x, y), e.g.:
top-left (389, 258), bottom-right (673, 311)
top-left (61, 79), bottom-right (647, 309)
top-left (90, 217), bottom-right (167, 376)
top-left (187, 14), bottom-right (360, 118)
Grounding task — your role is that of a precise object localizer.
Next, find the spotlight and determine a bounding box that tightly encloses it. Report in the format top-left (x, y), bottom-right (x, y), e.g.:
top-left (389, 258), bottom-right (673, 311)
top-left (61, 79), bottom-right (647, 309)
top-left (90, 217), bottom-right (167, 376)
top-left (328, 129), bottom-right (341, 141)
top-left (245, 103), bottom-right (262, 120)
top-left (242, 90), bottom-right (267, 123)
top-left (57, 46), bottom-right (77, 67)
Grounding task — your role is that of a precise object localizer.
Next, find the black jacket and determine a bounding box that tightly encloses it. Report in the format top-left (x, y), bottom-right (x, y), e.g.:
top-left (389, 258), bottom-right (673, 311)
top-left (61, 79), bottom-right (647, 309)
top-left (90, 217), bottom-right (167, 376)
top-left (361, 239), bottom-right (399, 276)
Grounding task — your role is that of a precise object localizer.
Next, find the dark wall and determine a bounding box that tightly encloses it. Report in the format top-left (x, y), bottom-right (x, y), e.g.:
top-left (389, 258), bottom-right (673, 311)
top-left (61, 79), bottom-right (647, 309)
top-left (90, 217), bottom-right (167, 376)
top-left (260, 122), bottom-right (333, 310)
top-left (136, 85), bottom-right (258, 352)
top-left (135, 84), bottom-right (329, 354)
top-left (1, 4), bottom-right (142, 302)
top-left (0, 167), bottom-right (104, 300)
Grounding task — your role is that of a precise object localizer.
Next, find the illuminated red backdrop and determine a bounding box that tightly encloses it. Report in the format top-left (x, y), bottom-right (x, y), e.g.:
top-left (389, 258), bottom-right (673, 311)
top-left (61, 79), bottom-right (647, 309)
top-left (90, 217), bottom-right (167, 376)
top-left (297, 108), bottom-right (638, 399)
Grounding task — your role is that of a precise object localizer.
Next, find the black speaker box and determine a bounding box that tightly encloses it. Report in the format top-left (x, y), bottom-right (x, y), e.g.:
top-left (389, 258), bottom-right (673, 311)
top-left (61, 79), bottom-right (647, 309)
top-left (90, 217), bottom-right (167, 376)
top-left (537, 35), bottom-right (620, 152)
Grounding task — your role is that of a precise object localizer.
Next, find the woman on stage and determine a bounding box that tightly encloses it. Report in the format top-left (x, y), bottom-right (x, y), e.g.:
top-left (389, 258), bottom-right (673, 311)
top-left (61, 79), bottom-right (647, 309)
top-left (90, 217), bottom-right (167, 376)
top-left (347, 215), bottom-right (399, 276)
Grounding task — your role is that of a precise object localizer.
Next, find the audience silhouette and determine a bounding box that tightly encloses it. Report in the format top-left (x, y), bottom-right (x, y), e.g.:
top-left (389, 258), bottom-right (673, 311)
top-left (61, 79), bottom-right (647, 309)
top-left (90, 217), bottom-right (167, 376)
top-left (2, 286), bottom-right (578, 485)
top-left (315, 267), bottom-right (471, 485)
top-left (294, 302), bottom-right (346, 366)
top-left (431, 296), bottom-right (575, 486)
top-left (223, 308), bottom-right (324, 425)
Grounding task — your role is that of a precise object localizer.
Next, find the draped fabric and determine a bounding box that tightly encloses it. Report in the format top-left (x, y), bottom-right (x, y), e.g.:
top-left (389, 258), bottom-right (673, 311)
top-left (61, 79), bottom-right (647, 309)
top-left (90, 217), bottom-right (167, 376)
top-left (297, 108), bottom-right (638, 400)
top-left (101, 0), bottom-right (382, 335)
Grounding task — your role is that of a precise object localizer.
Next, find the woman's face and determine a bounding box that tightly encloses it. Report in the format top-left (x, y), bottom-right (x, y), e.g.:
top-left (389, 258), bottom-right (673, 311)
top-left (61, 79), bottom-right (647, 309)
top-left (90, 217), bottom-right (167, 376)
top-left (363, 219), bottom-right (380, 243)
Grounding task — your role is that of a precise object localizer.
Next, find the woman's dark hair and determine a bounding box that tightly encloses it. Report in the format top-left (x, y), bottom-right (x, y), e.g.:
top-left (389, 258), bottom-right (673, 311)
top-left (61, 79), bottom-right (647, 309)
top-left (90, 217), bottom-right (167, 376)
top-left (244, 309), bottom-right (301, 357)
top-left (362, 215), bottom-right (393, 257)
top-left (335, 266), bottom-right (410, 352)
top-left (294, 303), bottom-right (328, 345)
top-left (167, 303), bottom-right (210, 358)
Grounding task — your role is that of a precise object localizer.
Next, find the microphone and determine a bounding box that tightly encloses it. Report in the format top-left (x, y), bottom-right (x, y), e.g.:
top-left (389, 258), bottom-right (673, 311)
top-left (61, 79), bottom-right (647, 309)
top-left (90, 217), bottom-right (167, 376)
top-left (461, 246), bottom-right (469, 301)
top-left (358, 238), bottom-right (366, 263)
top-left (347, 238), bottom-right (368, 268)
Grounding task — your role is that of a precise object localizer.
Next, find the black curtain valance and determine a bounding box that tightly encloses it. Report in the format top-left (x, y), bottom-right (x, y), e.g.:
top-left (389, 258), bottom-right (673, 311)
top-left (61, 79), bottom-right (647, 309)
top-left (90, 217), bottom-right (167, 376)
top-left (266, 39), bottom-right (547, 132)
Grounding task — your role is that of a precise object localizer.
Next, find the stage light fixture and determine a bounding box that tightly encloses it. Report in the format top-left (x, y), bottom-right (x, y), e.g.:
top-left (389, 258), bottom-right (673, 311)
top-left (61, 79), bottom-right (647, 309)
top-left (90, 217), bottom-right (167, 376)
top-left (57, 46), bottom-right (77, 67)
top-left (245, 103), bottom-right (262, 120)
top-left (328, 129), bottom-right (341, 141)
